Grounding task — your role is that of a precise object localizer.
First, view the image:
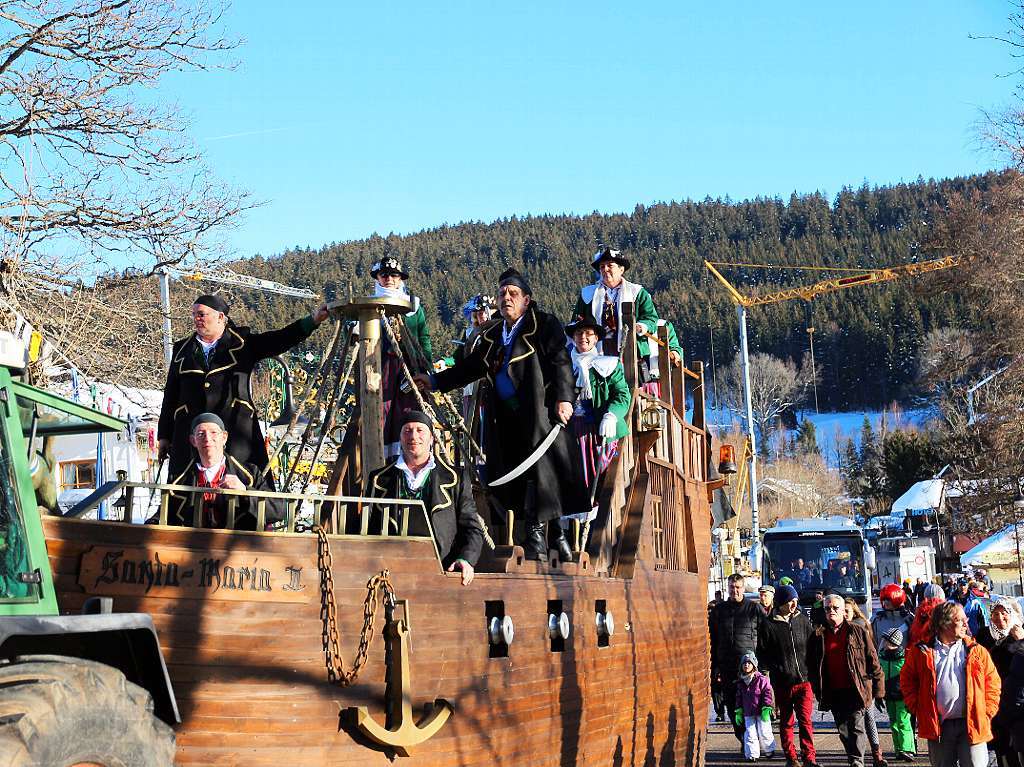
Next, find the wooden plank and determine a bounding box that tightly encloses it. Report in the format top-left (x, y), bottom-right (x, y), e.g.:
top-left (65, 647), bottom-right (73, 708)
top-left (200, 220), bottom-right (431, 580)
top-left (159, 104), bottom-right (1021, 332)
top-left (38, 426), bottom-right (713, 767)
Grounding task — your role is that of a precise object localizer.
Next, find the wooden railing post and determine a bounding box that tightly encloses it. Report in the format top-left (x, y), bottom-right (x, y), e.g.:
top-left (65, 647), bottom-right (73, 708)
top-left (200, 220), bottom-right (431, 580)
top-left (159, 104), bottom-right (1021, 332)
top-left (691, 361), bottom-right (706, 430)
top-left (657, 323), bottom-right (672, 404)
top-left (622, 302), bottom-right (638, 392)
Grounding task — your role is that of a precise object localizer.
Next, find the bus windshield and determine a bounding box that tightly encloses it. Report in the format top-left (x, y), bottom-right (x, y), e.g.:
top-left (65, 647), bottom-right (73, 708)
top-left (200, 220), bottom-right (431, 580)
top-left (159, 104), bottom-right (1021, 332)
top-left (763, 535), bottom-right (865, 596)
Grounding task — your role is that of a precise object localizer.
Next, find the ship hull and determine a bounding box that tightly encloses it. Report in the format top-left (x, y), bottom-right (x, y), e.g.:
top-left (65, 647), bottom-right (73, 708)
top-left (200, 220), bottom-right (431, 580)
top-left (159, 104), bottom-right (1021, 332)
top-left (44, 513), bottom-right (710, 767)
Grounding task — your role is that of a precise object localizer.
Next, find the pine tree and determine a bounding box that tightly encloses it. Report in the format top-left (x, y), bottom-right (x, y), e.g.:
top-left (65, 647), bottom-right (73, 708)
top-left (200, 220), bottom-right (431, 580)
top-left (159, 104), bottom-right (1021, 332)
top-left (795, 419), bottom-right (820, 456)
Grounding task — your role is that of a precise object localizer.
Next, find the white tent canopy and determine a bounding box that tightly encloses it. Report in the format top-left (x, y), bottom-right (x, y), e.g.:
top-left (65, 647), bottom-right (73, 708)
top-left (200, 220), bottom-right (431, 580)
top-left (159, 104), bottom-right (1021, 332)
top-left (891, 479), bottom-right (945, 518)
top-left (961, 525), bottom-right (1022, 568)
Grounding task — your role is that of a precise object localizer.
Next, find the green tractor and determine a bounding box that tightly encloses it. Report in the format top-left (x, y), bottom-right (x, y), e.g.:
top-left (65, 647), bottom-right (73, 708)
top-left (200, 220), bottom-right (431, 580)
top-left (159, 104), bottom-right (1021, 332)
top-left (0, 335), bottom-right (175, 766)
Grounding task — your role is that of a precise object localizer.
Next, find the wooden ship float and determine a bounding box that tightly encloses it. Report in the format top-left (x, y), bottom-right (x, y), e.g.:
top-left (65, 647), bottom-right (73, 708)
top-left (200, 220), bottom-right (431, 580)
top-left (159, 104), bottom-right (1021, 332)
top-left (41, 295), bottom-right (720, 766)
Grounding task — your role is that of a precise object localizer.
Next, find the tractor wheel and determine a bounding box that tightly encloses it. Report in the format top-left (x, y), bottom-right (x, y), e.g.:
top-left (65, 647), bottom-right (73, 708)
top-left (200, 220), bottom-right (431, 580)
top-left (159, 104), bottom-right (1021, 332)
top-left (0, 654), bottom-right (175, 767)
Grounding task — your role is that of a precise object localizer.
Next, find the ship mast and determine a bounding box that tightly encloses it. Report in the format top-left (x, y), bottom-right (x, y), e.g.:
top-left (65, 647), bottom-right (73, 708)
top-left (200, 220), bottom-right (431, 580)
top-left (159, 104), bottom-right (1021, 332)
top-left (336, 294), bottom-right (412, 485)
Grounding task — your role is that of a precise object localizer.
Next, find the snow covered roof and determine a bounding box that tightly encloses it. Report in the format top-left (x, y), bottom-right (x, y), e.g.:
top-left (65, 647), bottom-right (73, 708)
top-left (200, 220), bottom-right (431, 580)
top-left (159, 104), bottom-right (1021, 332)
top-left (961, 525), bottom-right (1022, 567)
top-left (891, 479), bottom-right (945, 517)
top-left (866, 514), bottom-right (905, 531)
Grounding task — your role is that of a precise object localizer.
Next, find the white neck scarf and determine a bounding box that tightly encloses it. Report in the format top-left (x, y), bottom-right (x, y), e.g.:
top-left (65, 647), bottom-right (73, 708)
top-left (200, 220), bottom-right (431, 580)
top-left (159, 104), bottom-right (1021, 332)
top-left (570, 347), bottom-right (599, 401)
top-left (196, 457), bottom-right (226, 483)
top-left (396, 452), bottom-right (435, 492)
top-left (502, 314), bottom-right (525, 347)
top-left (373, 283), bottom-right (408, 301)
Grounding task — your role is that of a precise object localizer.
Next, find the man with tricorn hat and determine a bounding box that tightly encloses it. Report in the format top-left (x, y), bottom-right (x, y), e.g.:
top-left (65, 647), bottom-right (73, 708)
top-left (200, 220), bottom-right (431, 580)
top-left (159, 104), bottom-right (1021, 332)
top-left (366, 410), bottom-right (483, 585)
top-left (415, 268), bottom-right (585, 562)
top-left (572, 246), bottom-right (681, 392)
top-left (158, 293), bottom-right (330, 488)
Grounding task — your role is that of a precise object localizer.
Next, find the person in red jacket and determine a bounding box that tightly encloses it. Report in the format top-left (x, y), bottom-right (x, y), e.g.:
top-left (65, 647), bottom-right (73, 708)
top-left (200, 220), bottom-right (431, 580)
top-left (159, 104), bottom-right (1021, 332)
top-left (900, 601), bottom-right (1000, 767)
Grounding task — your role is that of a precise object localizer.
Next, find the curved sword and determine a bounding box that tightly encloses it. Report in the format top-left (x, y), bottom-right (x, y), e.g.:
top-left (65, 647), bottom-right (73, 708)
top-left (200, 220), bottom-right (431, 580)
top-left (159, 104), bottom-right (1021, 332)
top-left (488, 423), bottom-right (563, 487)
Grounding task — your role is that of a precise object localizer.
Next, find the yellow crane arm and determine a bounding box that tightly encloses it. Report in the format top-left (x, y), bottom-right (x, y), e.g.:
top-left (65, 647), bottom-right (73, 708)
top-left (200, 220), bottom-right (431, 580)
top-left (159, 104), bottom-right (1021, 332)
top-left (705, 255), bottom-right (963, 307)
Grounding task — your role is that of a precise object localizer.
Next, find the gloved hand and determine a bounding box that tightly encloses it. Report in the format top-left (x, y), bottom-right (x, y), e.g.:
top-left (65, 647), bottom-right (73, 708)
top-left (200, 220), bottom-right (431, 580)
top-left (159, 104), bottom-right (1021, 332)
top-left (599, 412), bottom-right (617, 439)
top-left (760, 706), bottom-right (773, 722)
top-left (733, 707), bottom-right (744, 728)
top-left (636, 321), bottom-right (649, 336)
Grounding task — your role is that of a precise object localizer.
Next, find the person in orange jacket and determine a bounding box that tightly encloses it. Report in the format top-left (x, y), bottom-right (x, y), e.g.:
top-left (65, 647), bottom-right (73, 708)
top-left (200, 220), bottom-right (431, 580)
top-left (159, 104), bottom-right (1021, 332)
top-left (900, 601), bottom-right (1000, 767)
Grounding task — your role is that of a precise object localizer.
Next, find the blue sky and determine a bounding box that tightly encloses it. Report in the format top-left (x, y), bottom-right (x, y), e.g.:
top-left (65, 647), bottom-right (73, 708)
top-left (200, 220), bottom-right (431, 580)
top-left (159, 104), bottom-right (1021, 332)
top-left (165, 2), bottom-right (1017, 259)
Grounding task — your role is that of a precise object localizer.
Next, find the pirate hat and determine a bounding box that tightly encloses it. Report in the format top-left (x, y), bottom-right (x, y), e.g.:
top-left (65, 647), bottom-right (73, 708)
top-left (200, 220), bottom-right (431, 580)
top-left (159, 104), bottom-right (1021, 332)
top-left (591, 246), bottom-right (630, 271)
top-left (564, 314), bottom-right (606, 339)
top-left (466, 294), bottom-right (496, 313)
top-left (370, 255), bottom-right (409, 279)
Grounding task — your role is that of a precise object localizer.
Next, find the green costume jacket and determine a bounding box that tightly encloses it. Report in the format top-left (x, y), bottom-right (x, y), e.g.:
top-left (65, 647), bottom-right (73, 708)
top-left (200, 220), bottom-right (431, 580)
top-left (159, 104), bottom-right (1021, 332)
top-left (574, 278), bottom-right (659, 358)
top-left (402, 297), bottom-right (433, 361)
top-left (662, 320), bottom-right (683, 357)
top-left (577, 356), bottom-right (632, 440)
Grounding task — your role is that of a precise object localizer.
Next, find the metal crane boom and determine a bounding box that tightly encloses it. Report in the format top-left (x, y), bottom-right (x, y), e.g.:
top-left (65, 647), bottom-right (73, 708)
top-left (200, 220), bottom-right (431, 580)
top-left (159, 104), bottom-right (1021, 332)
top-left (704, 255), bottom-right (963, 308)
top-left (167, 266), bottom-right (319, 299)
top-left (703, 252), bottom-right (964, 553)
top-left (158, 265), bottom-right (319, 366)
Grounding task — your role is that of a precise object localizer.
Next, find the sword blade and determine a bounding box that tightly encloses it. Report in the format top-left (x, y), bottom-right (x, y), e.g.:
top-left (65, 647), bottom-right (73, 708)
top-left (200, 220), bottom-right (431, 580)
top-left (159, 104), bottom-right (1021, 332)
top-left (487, 423), bottom-right (564, 487)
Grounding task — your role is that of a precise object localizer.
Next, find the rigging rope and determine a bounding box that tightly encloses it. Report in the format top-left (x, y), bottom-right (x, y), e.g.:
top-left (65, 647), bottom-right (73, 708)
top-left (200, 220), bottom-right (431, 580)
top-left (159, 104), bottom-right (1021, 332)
top-left (297, 337), bottom-right (359, 497)
top-left (259, 317), bottom-right (347, 485)
top-left (377, 310), bottom-right (495, 550)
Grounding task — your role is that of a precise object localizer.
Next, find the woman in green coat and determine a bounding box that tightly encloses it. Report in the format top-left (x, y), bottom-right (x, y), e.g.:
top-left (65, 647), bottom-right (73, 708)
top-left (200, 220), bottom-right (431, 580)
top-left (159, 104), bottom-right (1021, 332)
top-left (565, 315), bottom-right (631, 495)
top-left (371, 255), bottom-right (433, 457)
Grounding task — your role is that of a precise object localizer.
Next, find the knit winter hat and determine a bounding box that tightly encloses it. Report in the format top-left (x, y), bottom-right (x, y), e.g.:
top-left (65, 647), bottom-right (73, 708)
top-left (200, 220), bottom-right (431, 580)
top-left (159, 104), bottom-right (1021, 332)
top-left (922, 583), bottom-right (945, 600)
top-left (776, 584), bottom-right (799, 604)
top-left (739, 652), bottom-right (758, 670)
top-left (883, 627), bottom-right (903, 647)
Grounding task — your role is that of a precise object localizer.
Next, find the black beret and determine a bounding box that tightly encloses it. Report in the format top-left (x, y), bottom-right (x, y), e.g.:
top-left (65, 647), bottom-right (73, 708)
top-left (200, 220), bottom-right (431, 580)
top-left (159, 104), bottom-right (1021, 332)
top-left (194, 294), bottom-right (230, 314)
top-left (401, 410), bottom-right (434, 433)
top-left (497, 268), bottom-right (532, 296)
top-left (190, 412), bottom-right (226, 433)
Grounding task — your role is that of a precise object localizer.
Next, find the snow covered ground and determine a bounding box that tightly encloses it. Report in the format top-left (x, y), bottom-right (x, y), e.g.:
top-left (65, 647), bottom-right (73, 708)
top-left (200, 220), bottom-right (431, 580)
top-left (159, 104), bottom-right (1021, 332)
top-left (704, 405), bottom-right (935, 466)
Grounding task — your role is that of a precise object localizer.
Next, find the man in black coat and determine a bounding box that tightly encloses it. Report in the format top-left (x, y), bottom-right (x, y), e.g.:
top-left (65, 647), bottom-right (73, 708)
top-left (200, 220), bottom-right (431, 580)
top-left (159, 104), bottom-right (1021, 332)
top-left (710, 573), bottom-right (763, 742)
top-left (417, 269), bottom-right (585, 561)
top-left (158, 294), bottom-right (329, 486)
top-left (165, 413), bottom-right (265, 529)
top-left (759, 584), bottom-right (820, 767)
top-left (367, 411), bottom-right (483, 585)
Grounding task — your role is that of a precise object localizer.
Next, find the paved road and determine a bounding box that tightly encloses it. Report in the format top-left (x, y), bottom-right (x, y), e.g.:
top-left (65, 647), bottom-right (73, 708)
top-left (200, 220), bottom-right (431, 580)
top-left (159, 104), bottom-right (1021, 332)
top-left (705, 709), bottom-right (908, 767)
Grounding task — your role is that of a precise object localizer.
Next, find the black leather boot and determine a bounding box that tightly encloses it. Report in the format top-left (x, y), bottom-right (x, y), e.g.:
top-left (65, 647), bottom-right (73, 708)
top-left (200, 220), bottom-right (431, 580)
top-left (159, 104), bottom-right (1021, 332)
top-left (525, 523), bottom-right (547, 561)
top-left (551, 525), bottom-right (573, 563)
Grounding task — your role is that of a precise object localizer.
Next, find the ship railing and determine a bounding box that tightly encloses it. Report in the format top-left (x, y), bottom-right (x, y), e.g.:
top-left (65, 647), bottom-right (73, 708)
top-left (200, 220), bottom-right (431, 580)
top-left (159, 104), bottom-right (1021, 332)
top-left (583, 312), bottom-right (710, 573)
top-left (62, 481), bottom-right (438, 544)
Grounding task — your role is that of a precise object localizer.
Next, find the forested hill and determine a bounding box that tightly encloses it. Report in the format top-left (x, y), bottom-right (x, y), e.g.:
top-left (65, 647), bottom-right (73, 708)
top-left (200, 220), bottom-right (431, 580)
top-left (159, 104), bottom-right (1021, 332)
top-left (234, 172), bottom-right (1000, 411)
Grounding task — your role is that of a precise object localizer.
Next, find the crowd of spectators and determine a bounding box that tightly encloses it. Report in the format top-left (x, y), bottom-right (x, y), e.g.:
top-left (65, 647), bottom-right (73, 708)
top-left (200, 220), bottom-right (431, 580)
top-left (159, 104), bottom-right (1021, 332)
top-left (709, 568), bottom-right (1016, 767)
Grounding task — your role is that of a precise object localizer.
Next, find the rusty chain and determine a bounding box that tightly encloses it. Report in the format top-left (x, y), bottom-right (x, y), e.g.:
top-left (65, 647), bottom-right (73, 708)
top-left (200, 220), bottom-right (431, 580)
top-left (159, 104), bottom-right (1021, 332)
top-left (313, 525), bottom-right (395, 686)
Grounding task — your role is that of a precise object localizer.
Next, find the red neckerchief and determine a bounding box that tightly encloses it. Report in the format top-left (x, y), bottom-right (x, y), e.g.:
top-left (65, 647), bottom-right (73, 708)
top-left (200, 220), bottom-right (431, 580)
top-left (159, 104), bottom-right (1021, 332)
top-left (196, 463), bottom-right (227, 527)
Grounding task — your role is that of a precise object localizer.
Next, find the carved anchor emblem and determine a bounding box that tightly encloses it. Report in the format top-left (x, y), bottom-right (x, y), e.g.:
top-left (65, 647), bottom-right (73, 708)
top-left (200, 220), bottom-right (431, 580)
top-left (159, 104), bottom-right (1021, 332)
top-left (349, 603), bottom-right (452, 757)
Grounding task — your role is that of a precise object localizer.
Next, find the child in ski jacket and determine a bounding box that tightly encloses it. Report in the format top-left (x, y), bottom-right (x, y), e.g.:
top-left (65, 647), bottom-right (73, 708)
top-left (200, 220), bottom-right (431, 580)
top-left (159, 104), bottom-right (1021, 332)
top-left (735, 652), bottom-right (777, 761)
top-left (879, 627), bottom-right (916, 761)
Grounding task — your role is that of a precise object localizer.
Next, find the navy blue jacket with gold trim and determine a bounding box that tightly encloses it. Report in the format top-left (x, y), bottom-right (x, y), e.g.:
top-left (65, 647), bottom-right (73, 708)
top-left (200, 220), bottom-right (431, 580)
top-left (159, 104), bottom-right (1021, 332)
top-left (158, 316), bottom-right (316, 482)
top-left (431, 302), bottom-right (585, 523)
top-left (366, 453), bottom-right (484, 567)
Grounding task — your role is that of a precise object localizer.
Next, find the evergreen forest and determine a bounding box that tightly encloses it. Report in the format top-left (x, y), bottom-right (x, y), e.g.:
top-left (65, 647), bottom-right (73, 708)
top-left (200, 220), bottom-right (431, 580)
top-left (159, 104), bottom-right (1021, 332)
top-left (234, 172), bottom-right (1001, 411)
